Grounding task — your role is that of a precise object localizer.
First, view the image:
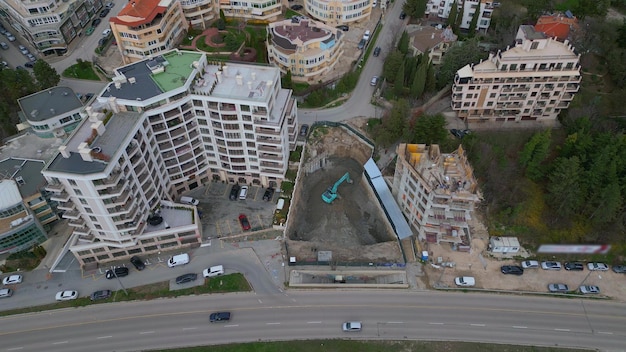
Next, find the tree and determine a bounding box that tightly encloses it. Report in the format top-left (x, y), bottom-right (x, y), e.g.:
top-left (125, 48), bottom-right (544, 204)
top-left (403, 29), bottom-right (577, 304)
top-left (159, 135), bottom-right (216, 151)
top-left (0, 68), bottom-right (37, 138)
top-left (409, 114), bottom-right (448, 145)
top-left (281, 70), bottom-right (292, 89)
top-left (398, 31), bottom-right (409, 55)
top-left (403, 0), bottom-right (428, 20)
top-left (33, 60), bottom-right (60, 90)
top-left (573, 0), bottom-right (610, 20)
top-left (468, 4), bottom-right (480, 36)
top-left (447, 0), bottom-right (458, 28)
top-left (546, 156), bottom-right (585, 218)
top-left (382, 50), bottom-right (404, 83)
top-left (436, 38), bottom-right (487, 88)
top-left (373, 99), bottom-right (410, 146)
top-left (454, 1), bottom-right (465, 33)
top-left (410, 59), bottom-right (427, 99)
top-left (425, 61), bottom-right (436, 92)
top-left (394, 62), bottom-right (406, 96)
top-left (518, 129), bottom-right (551, 181)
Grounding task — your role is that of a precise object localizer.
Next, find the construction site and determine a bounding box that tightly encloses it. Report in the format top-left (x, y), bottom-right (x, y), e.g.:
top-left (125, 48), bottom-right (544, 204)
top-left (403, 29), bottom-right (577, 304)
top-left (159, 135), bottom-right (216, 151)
top-left (285, 125), bottom-right (404, 265)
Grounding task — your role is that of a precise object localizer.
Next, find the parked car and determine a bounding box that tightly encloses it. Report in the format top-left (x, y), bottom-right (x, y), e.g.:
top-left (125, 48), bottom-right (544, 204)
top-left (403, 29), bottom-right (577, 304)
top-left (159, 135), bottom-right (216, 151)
top-left (454, 276), bottom-right (475, 287)
top-left (263, 188), bottom-right (275, 201)
top-left (229, 184), bottom-right (241, 200)
top-left (449, 129), bottom-right (471, 139)
top-left (99, 8), bottom-right (110, 17)
top-left (6, 34), bottom-right (16, 42)
top-left (363, 30), bottom-right (371, 41)
top-left (357, 38), bottom-right (366, 50)
top-left (238, 185), bottom-right (248, 200)
top-left (27, 54), bottom-right (36, 62)
top-left (19, 46), bottom-right (29, 55)
top-left (548, 283), bottom-right (569, 293)
top-left (521, 260), bottom-right (539, 269)
top-left (239, 214), bottom-right (251, 231)
top-left (0, 288), bottom-right (13, 298)
top-left (370, 76), bottom-right (378, 86)
top-left (203, 265), bottom-right (224, 278)
top-left (373, 46), bottom-right (381, 57)
top-left (500, 265), bottom-right (524, 275)
top-left (92, 18), bottom-right (102, 27)
top-left (56, 290), bottom-right (78, 301)
top-left (342, 321), bottom-right (362, 332)
top-left (105, 2), bottom-right (115, 9)
top-left (0, 42), bottom-right (8, 50)
top-left (102, 29), bottom-right (112, 37)
top-left (90, 290), bottom-right (112, 301)
top-left (105, 267), bottom-right (129, 279)
top-left (564, 262), bottom-right (584, 271)
top-left (299, 124), bottom-right (309, 137)
top-left (336, 25), bottom-right (349, 31)
top-left (541, 261), bottom-right (562, 270)
top-left (2, 275), bottom-right (23, 285)
top-left (579, 285), bottom-right (600, 294)
top-left (130, 256), bottom-right (145, 270)
top-left (587, 262), bottom-right (609, 271)
top-left (399, 11), bottom-right (407, 20)
top-left (24, 62), bottom-right (34, 68)
top-left (209, 311), bottom-right (231, 322)
top-left (175, 273), bottom-right (198, 285)
top-left (612, 265), bottom-right (626, 273)
top-left (290, 4), bottom-right (303, 10)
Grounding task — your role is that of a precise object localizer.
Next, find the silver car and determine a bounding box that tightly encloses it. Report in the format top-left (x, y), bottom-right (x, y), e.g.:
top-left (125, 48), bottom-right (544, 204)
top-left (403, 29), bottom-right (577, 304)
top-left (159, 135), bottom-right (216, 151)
top-left (521, 260), bottom-right (539, 269)
top-left (541, 261), bottom-right (562, 270)
top-left (342, 321), bottom-right (362, 332)
top-left (579, 285), bottom-right (600, 294)
top-left (548, 283), bottom-right (569, 293)
top-left (587, 262), bottom-right (609, 271)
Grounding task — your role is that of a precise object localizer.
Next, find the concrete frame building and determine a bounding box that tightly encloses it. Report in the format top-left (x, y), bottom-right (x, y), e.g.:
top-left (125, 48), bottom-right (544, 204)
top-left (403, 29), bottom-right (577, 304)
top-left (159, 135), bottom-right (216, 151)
top-left (425, 0), bottom-right (494, 32)
top-left (17, 86), bottom-right (86, 139)
top-left (392, 144), bottom-right (480, 249)
top-left (42, 50), bottom-right (297, 266)
top-left (0, 0), bottom-right (104, 56)
top-left (109, 0), bottom-right (186, 64)
top-left (451, 25), bottom-right (581, 123)
top-left (267, 18), bottom-right (345, 83)
top-left (219, 0), bottom-right (282, 22)
top-left (305, 0), bottom-right (373, 26)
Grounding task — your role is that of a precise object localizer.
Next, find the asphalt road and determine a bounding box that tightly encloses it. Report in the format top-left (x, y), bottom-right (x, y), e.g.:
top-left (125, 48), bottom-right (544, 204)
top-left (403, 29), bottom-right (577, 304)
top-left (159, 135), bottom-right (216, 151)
top-left (1, 291), bottom-right (624, 351)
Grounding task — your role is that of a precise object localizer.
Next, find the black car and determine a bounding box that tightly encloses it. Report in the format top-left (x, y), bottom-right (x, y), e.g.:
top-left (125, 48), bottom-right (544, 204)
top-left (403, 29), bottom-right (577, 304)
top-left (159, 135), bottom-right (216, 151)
top-left (105, 267), bottom-right (129, 279)
top-left (290, 4), bottom-right (303, 10)
top-left (373, 46), bottom-right (381, 57)
top-left (229, 184), bottom-right (241, 200)
top-left (500, 265), bottom-right (524, 275)
top-left (24, 62), bottom-right (34, 68)
top-left (400, 12), bottom-right (407, 20)
top-left (210, 311), bottom-right (231, 322)
top-left (263, 188), bottom-right (275, 201)
top-left (175, 273), bottom-right (198, 284)
top-left (130, 256), bottom-right (145, 270)
top-left (92, 18), bottom-right (102, 27)
top-left (336, 25), bottom-right (349, 31)
top-left (99, 8), bottom-right (110, 18)
top-left (90, 290), bottom-right (112, 301)
top-left (564, 262), bottom-right (584, 271)
top-left (613, 265), bottom-right (626, 273)
top-left (299, 124), bottom-right (309, 137)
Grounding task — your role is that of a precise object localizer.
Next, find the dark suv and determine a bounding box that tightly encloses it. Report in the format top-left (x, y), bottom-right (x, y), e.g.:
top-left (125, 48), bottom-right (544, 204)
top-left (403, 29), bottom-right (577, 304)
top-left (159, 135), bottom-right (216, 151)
top-left (373, 46), bottom-right (381, 57)
top-left (229, 184), bottom-right (241, 200)
top-left (210, 311), bottom-right (231, 322)
top-left (175, 273), bottom-right (198, 284)
top-left (105, 267), bottom-right (129, 279)
top-left (500, 265), bottom-right (524, 275)
top-left (130, 256), bottom-right (145, 271)
top-left (263, 188), bottom-right (275, 201)
top-left (90, 290), bottom-right (112, 301)
top-left (564, 262), bottom-right (584, 271)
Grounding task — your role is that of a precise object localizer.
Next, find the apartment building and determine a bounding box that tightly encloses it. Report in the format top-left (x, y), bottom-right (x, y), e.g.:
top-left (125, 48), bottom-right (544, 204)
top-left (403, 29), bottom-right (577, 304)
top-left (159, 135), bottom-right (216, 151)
top-left (42, 50), bottom-right (297, 266)
top-left (305, 0), bottom-right (373, 26)
top-left (451, 25), bottom-right (581, 123)
top-left (219, 0), bottom-right (281, 22)
top-left (109, 0), bottom-right (186, 64)
top-left (17, 86), bottom-right (86, 139)
top-left (392, 144), bottom-right (480, 249)
top-left (179, 0), bottom-right (215, 29)
top-left (267, 18), bottom-right (345, 83)
top-left (0, 0), bottom-right (104, 56)
top-left (425, 0), bottom-right (493, 32)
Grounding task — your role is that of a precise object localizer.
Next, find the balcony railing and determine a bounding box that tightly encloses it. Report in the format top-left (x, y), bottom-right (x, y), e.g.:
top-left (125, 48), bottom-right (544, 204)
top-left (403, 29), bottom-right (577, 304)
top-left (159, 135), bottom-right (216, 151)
top-left (51, 191), bottom-right (70, 202)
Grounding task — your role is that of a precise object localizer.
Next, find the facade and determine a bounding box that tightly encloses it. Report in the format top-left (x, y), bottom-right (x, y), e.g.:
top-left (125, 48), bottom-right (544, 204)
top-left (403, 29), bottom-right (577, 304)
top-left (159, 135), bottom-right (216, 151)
top-left (17, 87), bottom-right (85, 139)
top-left (109, 0), bottom-right (186, 64)
top-left (451, 25), bottom-right (581, 123)
top-left (392, 144), bottom-right (480, 248)
top-left (0, 0), bottom-right (104, 56)
top-left (219, 0), bottom-right (281, 21)
top-left (425, 0), bottom-right (493, 32)
top-left (305, 0), bottom-right (373, 26)
top-left (42, 50), bottom-right (297, 266)
top-left (267, 18), bottom-right (345, 83)
top-left (179, 0), bottom-right (215, 29)
top-left (407, 25), bottom-right (457, 65)
top-left (0, 180), bottom-right (48, 255)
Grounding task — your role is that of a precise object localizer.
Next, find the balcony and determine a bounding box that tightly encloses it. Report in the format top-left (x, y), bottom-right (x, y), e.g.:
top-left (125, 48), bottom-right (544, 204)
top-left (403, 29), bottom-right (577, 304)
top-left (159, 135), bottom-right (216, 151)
top-left (94, 170), bottom-right (123, 189)
top-left (255, 127), bottom-right (280, 136)
top-left (73, 227), bottom-right (91, 236)
top-left (258, 145), bottom-right (282, 152)
top-left (45, 183), bottom-right (64, 192)
top-left (111, 190), bottom-right (131, 206)
top-left (69, 219), bottom-right (85, 228)
top-left (257, 136), bottom-right (281, 144)
top-left (51, 191), bottom-right (70, 202)
top-left (259, 153), bottom-right (282, 161)
top-left (58, 201), bottom-right (75, 211)
top-left (63, 210), bottom-right (81, 220)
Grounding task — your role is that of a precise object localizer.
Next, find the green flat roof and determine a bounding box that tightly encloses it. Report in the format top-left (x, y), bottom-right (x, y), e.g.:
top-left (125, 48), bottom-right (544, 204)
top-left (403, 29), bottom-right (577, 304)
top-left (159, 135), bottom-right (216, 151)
top-left (152, 51), bottom-right (203, 92)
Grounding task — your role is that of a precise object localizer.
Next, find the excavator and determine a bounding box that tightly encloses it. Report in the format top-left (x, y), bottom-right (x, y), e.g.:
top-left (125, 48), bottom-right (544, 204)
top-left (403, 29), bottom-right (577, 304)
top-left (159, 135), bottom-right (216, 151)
top-left (322, 172), bottom-right (352, 204)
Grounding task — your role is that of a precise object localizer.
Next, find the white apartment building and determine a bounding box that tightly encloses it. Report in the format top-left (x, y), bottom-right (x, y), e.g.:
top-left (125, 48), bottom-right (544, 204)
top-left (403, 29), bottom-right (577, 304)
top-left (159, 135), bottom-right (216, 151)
top-left (0, 0), bottom-right (104, 56)
top-left (425, 0), bottom-right (494, 32)
top-left (179, 0), bottom-right (215, 29)
top-left (451, 25), bottom-right (581, 123)
top-left (267, 18), bottom-right (345, 83)
top-left (42, 50), bottom-right (298, 266)
top-left (18, 86), bottom-right (86, 139)
top-left (219, 0), bottom-right (282, 21)
top-left (392, 144), bottom-right (480, 250)
top-left (305, 0), bottom-right (373, 26)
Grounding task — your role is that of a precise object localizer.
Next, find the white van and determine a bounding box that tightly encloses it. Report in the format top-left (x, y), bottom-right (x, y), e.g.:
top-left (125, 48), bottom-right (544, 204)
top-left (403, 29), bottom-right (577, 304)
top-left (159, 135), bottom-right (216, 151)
top-left (276, 198), bottom-right (285, 211)
top-left (239, 186), bottom-right (248, 200)
top-left (180, 196), bottom-right (199, 206)
top-left (167, 253), bottom-right (190, 267)
top-left (203, 265), bottom-right (224, 278)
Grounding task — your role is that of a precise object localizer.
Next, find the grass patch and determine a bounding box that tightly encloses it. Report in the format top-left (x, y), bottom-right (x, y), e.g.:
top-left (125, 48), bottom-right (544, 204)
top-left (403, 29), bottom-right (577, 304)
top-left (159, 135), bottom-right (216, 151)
top-left (0, 274), bottom-right (250, 317)
top-left (148, 339), bottom-right (590, 352)
top-left (284, 9), bottom-right (301, 18)
top-left (62, 62), bottom-right (100, 80)
top-left (289, 146), bottom-right (302, 162)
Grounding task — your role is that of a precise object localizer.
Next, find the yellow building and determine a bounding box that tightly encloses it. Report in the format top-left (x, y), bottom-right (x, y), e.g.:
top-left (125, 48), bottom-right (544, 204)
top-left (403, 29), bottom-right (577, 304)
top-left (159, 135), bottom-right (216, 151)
top-left (219, 0), bottom-right (282, 21)
top-left (109, 0), bottom-right (186, 64)
top-left (305, 0), bottom-right (373, 26)
top-left (180, 0), bottom-right (216, 29)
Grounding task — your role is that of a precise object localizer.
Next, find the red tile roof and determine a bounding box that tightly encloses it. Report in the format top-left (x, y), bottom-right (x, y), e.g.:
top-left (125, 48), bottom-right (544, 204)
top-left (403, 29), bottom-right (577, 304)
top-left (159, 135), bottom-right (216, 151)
top-left (534, 14), bottom-right (579, 41)
top-left (110, 0), bottom-right (167, 27)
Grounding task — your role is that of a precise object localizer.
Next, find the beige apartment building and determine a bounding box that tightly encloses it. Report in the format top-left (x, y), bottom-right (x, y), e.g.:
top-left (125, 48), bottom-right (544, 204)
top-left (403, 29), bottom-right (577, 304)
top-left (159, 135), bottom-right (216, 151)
top-left (180, 0), bottom-right (215, 29)
top-left (451, 25), bottom-right (581, 123)
top-left (267, 18), bottom-right (345, 83)
top-left (305, 0), bottom-right (373, 26)
top-left (392, 144), bottom-right (481, 250)
top-left (109, 0), bottom-right (186, 64)
top-left (219, 0), bottom-right (282, 21)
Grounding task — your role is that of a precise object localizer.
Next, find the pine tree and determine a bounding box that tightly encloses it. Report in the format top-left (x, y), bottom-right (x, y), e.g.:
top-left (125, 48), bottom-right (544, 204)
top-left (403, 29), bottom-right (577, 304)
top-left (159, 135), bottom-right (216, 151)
top-left (394, 62), bottom-right (406, 97)
top-left (447, 0), bottom-right (458, 28)
top-left (468, 3), bottom-right (481, 37)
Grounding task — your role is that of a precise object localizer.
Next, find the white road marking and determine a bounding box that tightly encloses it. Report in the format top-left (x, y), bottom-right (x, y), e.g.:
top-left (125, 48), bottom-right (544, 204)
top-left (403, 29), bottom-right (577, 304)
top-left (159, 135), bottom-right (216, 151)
top-left (266, 322), bottom-right (281, 325)
top-left (96, 336), bottom-right (112, 339)
top-left (470, 324), bottom-right (485, 327)
top-left (307, 321), bottom-right (322, 324)
top-left (597, 331), bottom-right (613, 335)
top-left (258, 299), bottom-right (263, 303)
top-left (428, 322), bottom-right (444, 325)
top-left (182, 327), bottom-right (197, 331)
top-left (387, 322), bottom-right (404, 324)
top-left (554, 328), bottom-right (570, 332)
top-left (512, 326), bottom-right (527, 329)
top-left (52, 341), bottom-right (68, 345)
top-left (139, 331), bottom-right (155, 334)
top-left (7, 347), bottom-right (24, 351)
top-left (224, 324), bottom-right (239, 327)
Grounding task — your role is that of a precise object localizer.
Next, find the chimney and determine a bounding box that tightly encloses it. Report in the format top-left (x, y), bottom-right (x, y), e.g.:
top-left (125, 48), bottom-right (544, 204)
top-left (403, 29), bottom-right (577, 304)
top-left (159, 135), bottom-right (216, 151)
top-left (108, 96), bottom-right (119, 113)
top-left (128, 77), bottom-right (136, 84)
top-left (247, 81), bottom-right (252, 90)
top-left (266, 80), bottom-right (273, 88)
top-left (216, 71), bottom-right (222, 82)
top-left (223, 65), bottom-right (229, 76)
top-left (78, 142), bottom-right (93, 162)
top-left (50, 108), bottom-right (55, 114)
top-left (236, 74), bottom-right (243, 86)
top-left (59, 145), bottom-right (70, 158)
top-left (251, 72), bottom-right (256, 81)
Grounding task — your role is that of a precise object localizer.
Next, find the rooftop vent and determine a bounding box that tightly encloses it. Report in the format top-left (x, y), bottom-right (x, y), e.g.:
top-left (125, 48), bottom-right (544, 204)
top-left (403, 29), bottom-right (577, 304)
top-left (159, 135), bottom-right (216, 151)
top-left (128, 77), bottom-right (136, 84)
top-left (63, 92), bottom-right (68, 96)
top-left (30, 109), bottom-right (38, 117)
top-left (16, 176), bottom-right (25, 186)
top-left (50, 108), bottom-right (55, 114)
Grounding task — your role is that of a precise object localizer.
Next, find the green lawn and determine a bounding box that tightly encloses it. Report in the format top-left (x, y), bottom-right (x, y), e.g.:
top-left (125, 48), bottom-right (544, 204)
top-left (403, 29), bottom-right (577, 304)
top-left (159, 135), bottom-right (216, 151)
top-left (62, 63), bottom-right (100, 80)
top-left (148, 340), bottom-right (591, 352)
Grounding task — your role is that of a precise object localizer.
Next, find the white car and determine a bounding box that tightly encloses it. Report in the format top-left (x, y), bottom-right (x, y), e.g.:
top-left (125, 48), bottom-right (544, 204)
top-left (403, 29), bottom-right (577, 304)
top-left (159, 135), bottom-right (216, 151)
top-left (579, 285), bottom-right (600, 294)
top-left (521, 260), bottom-right (539, 269)
top-left (102, 29), bottom-right (112, 37)
top-left (203, 265), bottom-right (225, 278)
top-left (363, 30), bottom-right (370, 41)
top-left (342, 321), bottom-right (362, 332)
top-left (56, 290), bottom-right (78, 301)
top-left (0, 288), bottom-right (13, 298)
top-left (587, 262), bottom-right (609, 271)
top-left (2, 275), bottom-right (23, 285)
top-left (541, 261), bottom-right (562, 270)
top-left (454, 276), bottom-right (475, 287)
